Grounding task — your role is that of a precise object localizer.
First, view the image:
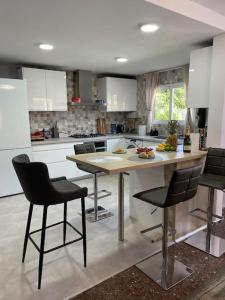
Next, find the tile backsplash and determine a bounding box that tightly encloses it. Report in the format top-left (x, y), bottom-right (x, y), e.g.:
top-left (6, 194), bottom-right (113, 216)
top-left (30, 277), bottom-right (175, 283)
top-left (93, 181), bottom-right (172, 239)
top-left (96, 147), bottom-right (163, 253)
top-left (29, 71), bottom-right (127, 135)
top-left (29, 106), bottom-right (127, 135)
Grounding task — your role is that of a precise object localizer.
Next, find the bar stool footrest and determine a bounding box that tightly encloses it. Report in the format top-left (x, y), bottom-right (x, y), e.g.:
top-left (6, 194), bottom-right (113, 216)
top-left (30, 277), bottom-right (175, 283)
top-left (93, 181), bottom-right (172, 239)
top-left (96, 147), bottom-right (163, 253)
top-left (28, 220), bottom-right (83, 254)
top-left (188, 208), bottom-right (223, 223)
top-left (136, 252), bottom-right (192, 290)
top-left (87, 189), bottom-right (111, 200)
top-left (185, 230), bottom-right (225, 257)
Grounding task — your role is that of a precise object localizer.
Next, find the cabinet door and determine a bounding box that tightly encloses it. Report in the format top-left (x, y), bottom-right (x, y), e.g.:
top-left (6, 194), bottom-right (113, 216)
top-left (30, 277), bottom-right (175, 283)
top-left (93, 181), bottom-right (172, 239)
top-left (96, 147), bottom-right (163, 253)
top-left (22, 67), bottom-right (47, 111)
top-left (46, 70), bottom-right (67, 111)
top-left (124, 79), bottom-right (137, 111)
top-left (188, 47), bottom-right (212, 108)
top-left (106, 78), bottom-right (137, 112)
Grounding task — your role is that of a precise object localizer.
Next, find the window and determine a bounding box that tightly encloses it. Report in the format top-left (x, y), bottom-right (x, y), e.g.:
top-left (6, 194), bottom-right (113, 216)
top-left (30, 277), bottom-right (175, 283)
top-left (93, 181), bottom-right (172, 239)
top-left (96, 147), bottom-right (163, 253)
top-left (153, 83), bottom-right (186, 123)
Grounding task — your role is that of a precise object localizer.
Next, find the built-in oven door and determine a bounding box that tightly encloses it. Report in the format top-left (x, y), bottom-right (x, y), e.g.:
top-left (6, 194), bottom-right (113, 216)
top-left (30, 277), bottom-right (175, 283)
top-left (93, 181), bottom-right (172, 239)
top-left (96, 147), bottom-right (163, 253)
top-left (94, 140), bottom-right (107, 152)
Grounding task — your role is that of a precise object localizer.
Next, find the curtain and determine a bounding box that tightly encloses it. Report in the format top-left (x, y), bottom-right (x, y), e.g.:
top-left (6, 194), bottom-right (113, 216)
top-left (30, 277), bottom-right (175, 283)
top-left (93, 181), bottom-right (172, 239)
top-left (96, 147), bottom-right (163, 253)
top-left (145, 71), bottom-right (159, 132)
top-left (184, 64), bottom-right (194, 132)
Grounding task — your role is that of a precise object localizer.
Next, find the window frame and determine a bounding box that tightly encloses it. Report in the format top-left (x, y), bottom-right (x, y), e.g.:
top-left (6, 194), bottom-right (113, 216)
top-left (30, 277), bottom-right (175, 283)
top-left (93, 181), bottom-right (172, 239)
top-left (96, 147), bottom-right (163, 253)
top-left (152, 82), bottom-right (186, 125)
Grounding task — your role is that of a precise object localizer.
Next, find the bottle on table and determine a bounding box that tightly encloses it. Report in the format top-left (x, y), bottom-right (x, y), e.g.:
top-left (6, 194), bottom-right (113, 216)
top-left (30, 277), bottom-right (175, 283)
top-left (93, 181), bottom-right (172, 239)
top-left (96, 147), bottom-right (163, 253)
top-left (183, 126), bottom-right (191, 153)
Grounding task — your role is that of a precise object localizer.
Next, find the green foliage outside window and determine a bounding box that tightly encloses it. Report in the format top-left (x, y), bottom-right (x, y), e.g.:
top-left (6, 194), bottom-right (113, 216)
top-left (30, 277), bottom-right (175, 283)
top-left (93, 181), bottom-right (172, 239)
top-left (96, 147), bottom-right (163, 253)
top-left (154, 85), bottom-right (186, 122)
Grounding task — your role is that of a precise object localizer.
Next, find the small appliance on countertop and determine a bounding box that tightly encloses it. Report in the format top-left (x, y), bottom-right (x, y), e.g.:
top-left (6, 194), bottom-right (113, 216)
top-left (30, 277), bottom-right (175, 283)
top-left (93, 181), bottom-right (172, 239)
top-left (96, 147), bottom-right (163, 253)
top-left (116, 124), bottom-right (124, 134)
top-left (138, 125), bottom-right (146, 136)
top-left (51, 122), bottom-right (59, 138)
top-left (31, 130), bottom-right (45, 141)
top-left (110, 123), bottom-right (117, 135)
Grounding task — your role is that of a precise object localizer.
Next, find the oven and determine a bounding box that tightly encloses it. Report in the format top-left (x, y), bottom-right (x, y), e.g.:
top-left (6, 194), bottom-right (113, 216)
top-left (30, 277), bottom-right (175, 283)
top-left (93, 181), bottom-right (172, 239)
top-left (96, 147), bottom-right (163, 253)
top-left (73, 139), bottom-right (106, 152)
top-left (93, 140), bottom-right (107, 152)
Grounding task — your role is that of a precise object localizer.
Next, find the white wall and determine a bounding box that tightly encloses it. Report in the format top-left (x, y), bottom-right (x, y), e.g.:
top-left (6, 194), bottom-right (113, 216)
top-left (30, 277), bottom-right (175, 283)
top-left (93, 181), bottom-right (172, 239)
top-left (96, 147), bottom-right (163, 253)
top-left (207, 34), bottom-right (225, 148)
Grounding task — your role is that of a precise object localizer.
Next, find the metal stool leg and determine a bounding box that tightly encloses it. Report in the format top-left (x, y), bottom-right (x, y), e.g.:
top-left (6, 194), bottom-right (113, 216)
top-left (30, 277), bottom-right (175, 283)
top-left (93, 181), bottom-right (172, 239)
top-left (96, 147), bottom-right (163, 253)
top-left (38, 206), bottom-right (48, 289)
top-left (81, 197), bottom-right (87, 267)
top-left (63, 202), bottom-right (67, 245)
top-left (93, 173), bottom-right (98, 221)
top-left (136, 207), bottom-right (192, 290)
top-left (185, 187), bottom-right (225, 257)
top-left (22, 203), bottom-right (33, 263)
top-left (161, 208), bottom-right (169, 289)
top-left (84, 173), bottom-right (114, 223)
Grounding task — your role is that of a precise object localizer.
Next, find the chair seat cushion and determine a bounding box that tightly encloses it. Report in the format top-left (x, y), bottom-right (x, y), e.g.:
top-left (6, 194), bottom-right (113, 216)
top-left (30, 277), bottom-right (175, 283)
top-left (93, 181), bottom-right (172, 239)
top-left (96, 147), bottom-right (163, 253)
top-left (199, 173), bottom-right (225, 190)
top-left (51, 179), bottom-right (88, 203)
top-left (77, 164), bottom-right (101, 174)
top-left (133, 187), bottom-right (168, 208)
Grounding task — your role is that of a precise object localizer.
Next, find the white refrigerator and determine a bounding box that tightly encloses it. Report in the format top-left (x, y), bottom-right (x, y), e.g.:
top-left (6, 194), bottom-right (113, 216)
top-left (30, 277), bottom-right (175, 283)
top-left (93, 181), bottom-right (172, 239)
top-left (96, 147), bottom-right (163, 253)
top-left (0, 78), bottom-right (32, 197)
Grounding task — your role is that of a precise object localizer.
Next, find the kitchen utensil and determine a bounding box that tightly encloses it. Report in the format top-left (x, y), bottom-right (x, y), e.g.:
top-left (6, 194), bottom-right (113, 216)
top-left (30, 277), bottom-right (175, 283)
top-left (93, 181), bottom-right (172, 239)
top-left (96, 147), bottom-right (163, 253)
top-left (97, 118), bottom-right (107, 135)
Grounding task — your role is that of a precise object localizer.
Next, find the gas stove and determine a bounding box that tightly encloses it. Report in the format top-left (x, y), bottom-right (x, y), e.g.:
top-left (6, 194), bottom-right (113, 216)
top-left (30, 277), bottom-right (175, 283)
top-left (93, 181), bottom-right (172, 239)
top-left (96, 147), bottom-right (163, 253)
top-left (69, 133), bottom-right (106, 139)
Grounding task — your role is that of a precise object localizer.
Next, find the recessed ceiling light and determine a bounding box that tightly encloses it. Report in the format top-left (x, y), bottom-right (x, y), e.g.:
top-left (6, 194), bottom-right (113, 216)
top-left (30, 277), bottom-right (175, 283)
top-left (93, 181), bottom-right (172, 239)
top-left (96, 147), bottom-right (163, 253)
top-left (115, 57), bottom-right (128, 63)
top-left (0, 84), bottom-right (16, 90)
top-left (38, 44), bottom-right (54, 51)
top-left (140, 24), bottom-right (159, 33)
top-left (189, 68), bottom-right (195, 72)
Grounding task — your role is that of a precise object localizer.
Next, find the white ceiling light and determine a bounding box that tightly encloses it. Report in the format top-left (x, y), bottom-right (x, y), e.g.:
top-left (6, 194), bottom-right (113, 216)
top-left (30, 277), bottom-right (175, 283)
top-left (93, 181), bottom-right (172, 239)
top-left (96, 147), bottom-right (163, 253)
top-left (189, 68), bottom-right (195, 72)
top-left (140, 24), bottom-right (159, 33)
top-left (115, 57), bottom-right (128, 63)
top-left (38, 44), bottom-right (54, 51)
top-left (0, 84), bottom-right (16, 90)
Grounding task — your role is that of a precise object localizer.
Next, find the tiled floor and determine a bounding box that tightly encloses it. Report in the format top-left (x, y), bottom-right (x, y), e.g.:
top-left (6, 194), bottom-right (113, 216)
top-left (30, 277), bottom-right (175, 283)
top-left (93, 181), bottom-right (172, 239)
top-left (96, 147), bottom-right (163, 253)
top-left (0, 175), bottom-right (161, 300)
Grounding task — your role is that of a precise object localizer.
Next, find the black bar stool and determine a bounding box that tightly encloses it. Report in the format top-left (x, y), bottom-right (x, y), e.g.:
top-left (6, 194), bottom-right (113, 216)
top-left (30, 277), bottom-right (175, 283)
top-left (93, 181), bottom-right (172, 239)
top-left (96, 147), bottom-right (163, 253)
top-left (74, 142), bottom-right (112, 222)
top-left (133, 164), bottom-right (202, 290)
top-left (185, 148), bottom-right (225, 257)
top-left (12, 154), bottom-right (88, 289)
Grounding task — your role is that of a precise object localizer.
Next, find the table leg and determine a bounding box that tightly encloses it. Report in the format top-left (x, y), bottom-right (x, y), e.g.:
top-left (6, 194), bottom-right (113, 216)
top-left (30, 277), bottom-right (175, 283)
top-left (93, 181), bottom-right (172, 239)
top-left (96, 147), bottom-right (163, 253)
top-left (118, 172), bottom-right (124, 241)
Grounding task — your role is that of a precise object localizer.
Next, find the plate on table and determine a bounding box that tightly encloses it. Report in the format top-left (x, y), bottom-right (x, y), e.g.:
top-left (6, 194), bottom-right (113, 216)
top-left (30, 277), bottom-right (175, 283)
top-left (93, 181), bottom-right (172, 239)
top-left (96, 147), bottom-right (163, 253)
top-left (87, 156), bottom-right (123, 163)
top-left (112, 150), bottom-right (127, 154)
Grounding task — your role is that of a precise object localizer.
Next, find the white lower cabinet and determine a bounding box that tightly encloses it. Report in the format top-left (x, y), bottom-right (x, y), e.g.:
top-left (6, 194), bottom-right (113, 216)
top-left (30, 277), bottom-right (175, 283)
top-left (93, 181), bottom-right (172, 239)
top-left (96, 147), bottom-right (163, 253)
top-left (32, 142), bottom-right (87, 179)
top-left (107, 138), bottom-right (125, 152)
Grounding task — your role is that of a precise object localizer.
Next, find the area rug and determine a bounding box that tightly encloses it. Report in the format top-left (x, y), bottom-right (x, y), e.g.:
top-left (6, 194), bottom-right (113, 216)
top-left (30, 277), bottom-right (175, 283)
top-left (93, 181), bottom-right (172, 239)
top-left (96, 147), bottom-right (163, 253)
top-left (70, 216), bottom-right (225, 300)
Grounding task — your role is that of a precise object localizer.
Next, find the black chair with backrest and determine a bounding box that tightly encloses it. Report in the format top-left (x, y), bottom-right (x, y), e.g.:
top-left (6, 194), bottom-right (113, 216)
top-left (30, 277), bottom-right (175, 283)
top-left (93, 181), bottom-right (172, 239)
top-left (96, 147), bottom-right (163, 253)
top-left (133, 164), bottom-right (202, 290)
top-left (185, 148), bottom-right (225, 257)
top-left (74, 142), bottom-right (111, 222)
top-left (12, 154), bottom-right (87, 289)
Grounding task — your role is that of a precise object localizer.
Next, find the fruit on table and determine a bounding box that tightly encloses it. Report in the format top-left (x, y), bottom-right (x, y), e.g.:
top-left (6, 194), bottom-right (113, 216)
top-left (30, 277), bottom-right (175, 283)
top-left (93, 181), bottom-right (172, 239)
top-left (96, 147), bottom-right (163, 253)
top-left (114, 148), bottom-right (126, 154)
top-left (156, 143), bottom-right (165, 151)
top-left (164, 144), bottom-right (176, 151)
top-left (156, 143), bottom-right (176, 152)
top-left (166, 120), bottom-right (179, 150)
top-left (139, 150), bottom-right (155, 159)
top-left (136, 147), bottom-right (153, 154)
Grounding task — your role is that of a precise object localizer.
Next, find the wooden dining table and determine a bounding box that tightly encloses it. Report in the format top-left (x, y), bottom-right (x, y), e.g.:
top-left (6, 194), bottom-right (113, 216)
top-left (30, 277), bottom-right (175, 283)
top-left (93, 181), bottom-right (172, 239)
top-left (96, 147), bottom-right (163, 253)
top-left (67, 148), bottom-right (207, 241)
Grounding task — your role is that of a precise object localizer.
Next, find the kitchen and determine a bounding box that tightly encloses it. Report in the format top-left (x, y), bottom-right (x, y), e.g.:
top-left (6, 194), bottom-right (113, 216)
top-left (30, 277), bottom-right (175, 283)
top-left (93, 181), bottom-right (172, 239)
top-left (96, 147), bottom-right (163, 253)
top-left (1, 0), bottom-right (225, 299)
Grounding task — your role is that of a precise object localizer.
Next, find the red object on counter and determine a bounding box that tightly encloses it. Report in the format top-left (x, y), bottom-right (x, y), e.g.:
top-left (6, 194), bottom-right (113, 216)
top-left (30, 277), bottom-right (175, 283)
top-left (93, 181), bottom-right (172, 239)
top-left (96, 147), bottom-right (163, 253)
top-left (71, 97), bottom-right (81, 103)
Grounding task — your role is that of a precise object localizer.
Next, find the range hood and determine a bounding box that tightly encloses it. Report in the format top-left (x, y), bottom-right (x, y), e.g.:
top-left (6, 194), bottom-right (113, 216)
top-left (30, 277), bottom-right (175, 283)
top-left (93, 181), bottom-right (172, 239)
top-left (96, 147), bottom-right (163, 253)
top-left (71, 70), bottom-right (94, 105)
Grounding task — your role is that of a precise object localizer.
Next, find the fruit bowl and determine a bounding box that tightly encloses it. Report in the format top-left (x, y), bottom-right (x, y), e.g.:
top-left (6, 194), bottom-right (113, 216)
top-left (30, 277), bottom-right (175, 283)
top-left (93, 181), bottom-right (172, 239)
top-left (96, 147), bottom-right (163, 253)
top-left (138, 150), bottom-right (155, 159)
top-left (136, 147), bottom-right (153, 154)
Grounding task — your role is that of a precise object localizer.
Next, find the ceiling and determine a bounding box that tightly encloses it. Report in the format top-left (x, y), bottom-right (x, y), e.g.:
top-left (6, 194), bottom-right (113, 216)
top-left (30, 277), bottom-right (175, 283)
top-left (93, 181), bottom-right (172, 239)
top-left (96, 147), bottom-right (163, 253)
top-left (192, 0), bottom-right (225, 17)
top-left (0, 0), bottom-right (222, 75)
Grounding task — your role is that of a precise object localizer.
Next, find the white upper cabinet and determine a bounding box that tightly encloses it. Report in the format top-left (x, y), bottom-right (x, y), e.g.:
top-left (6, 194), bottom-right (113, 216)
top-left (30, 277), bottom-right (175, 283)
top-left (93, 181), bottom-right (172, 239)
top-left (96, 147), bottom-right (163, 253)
top-left (187, 46), bottom-right (212, 108)
top-left (22, 67), bottom-right (67, 111)
top-left (45, 70), bottom-right (67, 111)
top-left (22, 68), bottom-right (47, 111)
top-left (97, 77), bottom-right (137, 112)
